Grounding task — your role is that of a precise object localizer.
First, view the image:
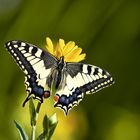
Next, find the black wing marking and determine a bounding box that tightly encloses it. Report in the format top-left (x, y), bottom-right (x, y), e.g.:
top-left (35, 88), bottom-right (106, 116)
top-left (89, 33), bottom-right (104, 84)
top-left (54, 63), bottom-right (114, 115)
top-left (5, 40), bottom-right (57, 105)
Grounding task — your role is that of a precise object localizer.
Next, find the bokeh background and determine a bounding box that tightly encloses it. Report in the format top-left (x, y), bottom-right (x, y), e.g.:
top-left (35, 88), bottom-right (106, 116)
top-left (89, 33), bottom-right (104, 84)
top-left (0, 0), bottom-right (140, 140)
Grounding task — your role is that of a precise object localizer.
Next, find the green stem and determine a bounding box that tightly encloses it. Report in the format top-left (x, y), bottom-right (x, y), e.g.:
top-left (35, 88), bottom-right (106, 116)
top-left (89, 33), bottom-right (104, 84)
top-left (31, 125), bottom-right (36, 140)
top-left (31, 102), bottom-right (42, 140)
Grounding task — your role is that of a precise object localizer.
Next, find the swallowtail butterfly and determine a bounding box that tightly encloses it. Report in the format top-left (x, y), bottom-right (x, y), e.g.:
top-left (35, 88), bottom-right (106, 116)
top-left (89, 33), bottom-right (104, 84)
top-left (5, 40), bottom-right (114, 115)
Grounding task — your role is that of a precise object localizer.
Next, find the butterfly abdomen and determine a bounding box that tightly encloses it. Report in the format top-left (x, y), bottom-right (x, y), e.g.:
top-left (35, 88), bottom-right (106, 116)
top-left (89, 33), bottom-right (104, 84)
top-left (53, 56), bottom-right (65, 89)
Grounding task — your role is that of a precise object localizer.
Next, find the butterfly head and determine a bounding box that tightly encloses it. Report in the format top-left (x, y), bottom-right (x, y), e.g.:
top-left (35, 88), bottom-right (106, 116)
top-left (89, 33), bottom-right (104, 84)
top-left (59, 56), bottom-right (64, 63)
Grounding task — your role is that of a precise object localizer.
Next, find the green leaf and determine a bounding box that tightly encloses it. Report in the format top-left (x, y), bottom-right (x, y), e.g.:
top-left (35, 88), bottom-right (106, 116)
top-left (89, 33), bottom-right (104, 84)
top-left (14, 121), bottom-right (28, 140)
top-left (48, 113), bottom-right (58, 127)
top-left (47, 113), bottom-right (58, 140)
top-left (29, 98), bottom-right (36, 126)
top-left (37, 133), bottom-right (44, 140)
top-left (37, 115), bottom-right (49, 140)
top-left (49, 113), bottom-right (58, 127)
top-left (37, 124), bottom-right (57, 140)
top-left (43, 115), bottom-right (49, 135)
top-left (47, 123), bottom-right (57, 140)
top-left (37, 114), bottom-right (58, 140)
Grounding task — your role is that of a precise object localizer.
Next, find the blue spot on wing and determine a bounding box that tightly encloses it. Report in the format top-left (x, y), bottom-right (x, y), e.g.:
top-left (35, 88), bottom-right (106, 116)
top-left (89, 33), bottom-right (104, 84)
top-left (54, 87), bottom-right (83, 115)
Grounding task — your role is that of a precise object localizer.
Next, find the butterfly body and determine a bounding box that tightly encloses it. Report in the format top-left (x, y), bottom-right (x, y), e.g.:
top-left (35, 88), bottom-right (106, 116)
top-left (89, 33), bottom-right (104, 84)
top-left (5, 40), bottom-right (114, 115)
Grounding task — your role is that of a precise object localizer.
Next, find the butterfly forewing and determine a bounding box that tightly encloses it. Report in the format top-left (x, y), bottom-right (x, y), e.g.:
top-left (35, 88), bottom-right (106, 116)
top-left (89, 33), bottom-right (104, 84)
top-left (5, 41), bottom-right (57, 104)
top-left (54, 63), bottom-right (114, 115)
top-left (5, 40), bottom-right (114, 115)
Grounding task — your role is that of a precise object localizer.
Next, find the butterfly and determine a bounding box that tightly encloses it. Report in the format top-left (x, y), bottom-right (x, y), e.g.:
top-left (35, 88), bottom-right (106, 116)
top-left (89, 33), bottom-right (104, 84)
top-left (5, 40), bottom-right (114, 115)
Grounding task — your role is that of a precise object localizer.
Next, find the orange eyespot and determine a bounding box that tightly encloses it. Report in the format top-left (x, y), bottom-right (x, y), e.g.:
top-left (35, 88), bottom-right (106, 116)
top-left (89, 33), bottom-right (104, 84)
top-left (54, 95), bottom-right (59, 102)
top-left (43, 91), bottom-right (50, 98)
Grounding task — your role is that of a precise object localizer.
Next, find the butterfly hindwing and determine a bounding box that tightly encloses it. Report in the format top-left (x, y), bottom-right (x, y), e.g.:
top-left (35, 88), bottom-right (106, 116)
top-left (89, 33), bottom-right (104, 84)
top-left (5, 41), bottom-right (57, 104)
top-left (54, 63), bottom-right (114, 115)
top-left (5, 40), bottom-right (114, 115)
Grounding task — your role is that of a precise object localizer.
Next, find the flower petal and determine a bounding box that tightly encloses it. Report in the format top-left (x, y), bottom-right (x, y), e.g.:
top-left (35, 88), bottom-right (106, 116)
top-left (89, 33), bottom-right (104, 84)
top-left (55, 43), bottom-right (62, 59)
top-left (59, 39), bottom-right (65, 49)
top-left (45, 37), bottom-right (86, 62)
top-left (66, 53), bottom-right (86, 62)
top-left (63, 41), bottom-right (76, 55)
top-left (65, 47), bottom-right (82, 61)
top-left (75, 53), bottom-right (86, 62)
top-left (46, 37), bottom-right (54, 55)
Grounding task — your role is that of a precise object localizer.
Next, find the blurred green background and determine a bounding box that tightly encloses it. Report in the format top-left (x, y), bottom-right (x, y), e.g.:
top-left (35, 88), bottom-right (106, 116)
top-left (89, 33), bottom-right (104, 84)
top-left (0, 0), bottom-right (140, 140)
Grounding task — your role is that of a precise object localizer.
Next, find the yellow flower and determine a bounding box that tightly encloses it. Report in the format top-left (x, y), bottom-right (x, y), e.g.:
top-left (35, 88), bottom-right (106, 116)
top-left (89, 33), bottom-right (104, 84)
top-left (46, 37), bottom-right (86, 62)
